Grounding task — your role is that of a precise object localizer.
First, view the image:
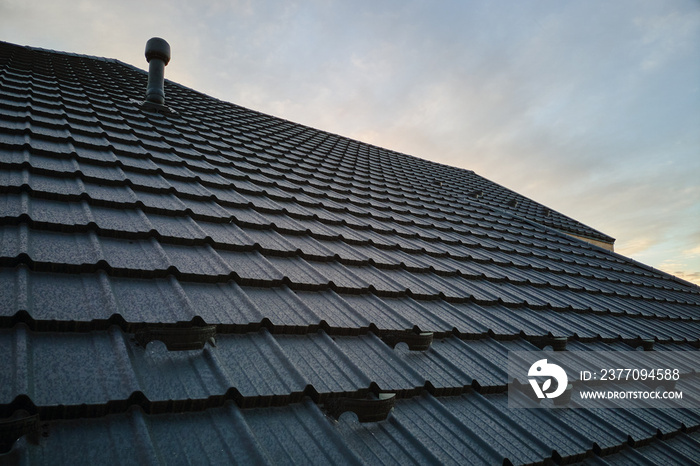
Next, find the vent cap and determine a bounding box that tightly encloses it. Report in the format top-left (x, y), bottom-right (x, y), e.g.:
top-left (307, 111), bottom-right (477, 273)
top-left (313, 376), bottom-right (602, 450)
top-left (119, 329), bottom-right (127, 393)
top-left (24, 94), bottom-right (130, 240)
top-left (144, 37), bottom-right (170, 105)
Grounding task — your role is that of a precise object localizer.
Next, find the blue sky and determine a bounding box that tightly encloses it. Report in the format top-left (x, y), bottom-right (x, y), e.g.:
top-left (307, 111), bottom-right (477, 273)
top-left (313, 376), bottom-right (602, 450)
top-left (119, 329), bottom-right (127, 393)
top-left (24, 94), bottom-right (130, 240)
top-left (2, 0), bottom-right (699, 285)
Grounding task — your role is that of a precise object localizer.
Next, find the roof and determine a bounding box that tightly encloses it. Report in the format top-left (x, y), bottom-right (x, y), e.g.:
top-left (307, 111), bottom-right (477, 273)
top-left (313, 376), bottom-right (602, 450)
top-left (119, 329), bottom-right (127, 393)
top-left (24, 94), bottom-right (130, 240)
top-left (0, 40), bottom-right (698, 465)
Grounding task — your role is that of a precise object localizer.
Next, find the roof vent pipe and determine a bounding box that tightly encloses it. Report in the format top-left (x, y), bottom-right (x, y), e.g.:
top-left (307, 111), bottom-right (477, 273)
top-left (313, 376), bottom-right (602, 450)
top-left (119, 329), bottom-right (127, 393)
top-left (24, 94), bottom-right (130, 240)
top-left (144, 37), bottom-right (171, 105)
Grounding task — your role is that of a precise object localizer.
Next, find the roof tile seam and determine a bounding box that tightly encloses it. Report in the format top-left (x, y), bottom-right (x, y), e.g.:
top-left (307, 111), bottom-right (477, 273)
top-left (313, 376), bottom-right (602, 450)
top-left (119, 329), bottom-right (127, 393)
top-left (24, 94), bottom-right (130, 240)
top-left (465, 195), bottom-right (614, 242)
top-left (1, 385), bottom-right (480, 421)
top-left (5, 241), bottom-right (700, 312)
top-left (2, 380), bottom-right (697, 443)
top-left (3, 215), bottom-right (697, 305)
top-left (9, 313), bottom-right (700, 352)
top-left (0, 168), bottom-right (671, 287)
top-left (0, 147), bottom-right (595, 240)
top-left (3, 307), bottom-right (698, 346)
top-left (2, 255), bottom-right (699, 322)
top-left (583, 429), bottom-right (700, 463)
top-left (411, 182), bottom-right (614, 243)
top-left (0, 185), bottom-right (605, 269)
top-left (0, 126), bottom-right (600, 219)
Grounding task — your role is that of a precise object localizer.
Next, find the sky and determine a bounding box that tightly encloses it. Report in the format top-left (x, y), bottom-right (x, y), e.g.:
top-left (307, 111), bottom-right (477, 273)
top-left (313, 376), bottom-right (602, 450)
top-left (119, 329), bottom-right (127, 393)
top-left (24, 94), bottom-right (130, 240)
top-left (2, 0), bottom-right (699, 285)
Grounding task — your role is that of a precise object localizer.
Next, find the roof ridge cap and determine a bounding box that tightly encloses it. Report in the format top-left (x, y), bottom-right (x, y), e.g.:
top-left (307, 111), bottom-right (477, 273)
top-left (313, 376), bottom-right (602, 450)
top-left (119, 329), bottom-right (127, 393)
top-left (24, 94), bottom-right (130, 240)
top-left (0, 40), bottom-right (121, 64)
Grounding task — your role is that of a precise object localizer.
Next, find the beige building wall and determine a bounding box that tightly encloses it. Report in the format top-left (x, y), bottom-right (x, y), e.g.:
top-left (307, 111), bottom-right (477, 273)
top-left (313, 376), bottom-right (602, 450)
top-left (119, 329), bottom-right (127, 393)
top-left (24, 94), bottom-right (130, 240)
top-left (565, 233), bottom-right (615, 252)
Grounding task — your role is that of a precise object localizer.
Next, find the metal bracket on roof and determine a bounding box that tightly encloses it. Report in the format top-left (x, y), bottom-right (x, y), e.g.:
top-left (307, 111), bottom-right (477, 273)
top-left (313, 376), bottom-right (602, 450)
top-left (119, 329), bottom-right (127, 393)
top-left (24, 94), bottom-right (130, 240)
top-left (325, 393), bottom-right (396, 423)
top-left (0, 412), bottom-right (39, 454)
top-left (629, 338), bottom-right (655, 351)
top-left (134, 325), bottom-right (216, 351)
top-left (381, 330), bottom-right (434, 351)
top-left (128, 98), bottom-right (176, 114)
top-left (140, 100), bottom-right (176, 114)
top-left (530, 336), bottom-right (567, 351)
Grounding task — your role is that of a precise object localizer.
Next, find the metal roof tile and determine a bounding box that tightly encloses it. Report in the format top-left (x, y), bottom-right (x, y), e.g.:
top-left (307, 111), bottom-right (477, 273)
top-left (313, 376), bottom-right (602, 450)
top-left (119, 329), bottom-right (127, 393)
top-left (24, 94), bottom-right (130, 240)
top-left (160, 243), bottom-right (231, 276)
top-left (126, 330), bottom-right (309, 399)
top-left (108, 275), bottom-right (195, 322)
top-left (133, 190), bottom-right (188, 212)
top-left (17, 268), bottom-right (116, 321)
top-left (23, 152), bottom-right (76, 173)
top-left (180, 197), bottom-right (232, 219)
top-left (166, 178), bottom-right (213, 198)
top-left (296, 260), bottom-right (370, 290)
top-left (206, 185), bottom-right (250, 205)
top-left (389, 338), bottom-right (474, 390)
top-left (78, 161), bottom-right (126, 182)
top-left (243, 228), bottom-right (298, 253)
top-left (197, 220), bottom-right (253, 246)
top-left (436, 338), bottom-right (529, 387)
top-left (275, 332), bottom-right (372, 394)
top-left (84, 181), bottom-right (138, 204)
top-left (22, 195), bottom-right (85, 225)
top-left (1, 326), bottom-right (139, 406)
top-left (1, 226), bottom-right (100, 265)
top-left (280, 233), bottom-right (336, 258)
top-left (594, 432), bottom-right (700, 465)
top-left (292, 290), bottom-right (373, 329)
top-left (441, 393), bottom-right (561, 464)
top-left (332, 334), bottom-right (425, 392)
top-left (242, 286), bottom-right (323, 328)
top-left (243, 399), bottom-right (361, 465)
top-left (262, 212), bottom-right (306, 232)
top-left (224, 205), bottom-right (272, 226)
top-left (385, 394), bottom-right (505, 465)
top-left (90, 205), bottom-right (150, 233)
top-left (117, 153), bottom-right (158, 171)
top-left (407, 299), bottom-right (492, 335)
top-left (142, 212), bottom-right (205, 240)
top-left (177, 280), bottom-right (263, 324)
top-left (373, 297), bottom-right (449, 331)
top-left (126, 170), bottom-right (171, 190)
top-left (24, 171), bottom-right (82, 196)
top-left (217, 250), bottom-right (283, 282)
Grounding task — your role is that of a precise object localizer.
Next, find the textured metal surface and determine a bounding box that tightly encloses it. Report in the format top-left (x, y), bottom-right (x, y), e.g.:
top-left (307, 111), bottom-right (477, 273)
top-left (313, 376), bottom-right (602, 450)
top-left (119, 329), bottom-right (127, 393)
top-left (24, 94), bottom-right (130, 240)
top-left (2, 266), bottom-right (699, 342)
top-left (577, 430), bottom-right (700, 465)
top-left (1, 40), bottom-right (699, 464)
top-left (0, 326), bottom-right (556, 410)
top-left (5, 395), bottom-right (698, 465)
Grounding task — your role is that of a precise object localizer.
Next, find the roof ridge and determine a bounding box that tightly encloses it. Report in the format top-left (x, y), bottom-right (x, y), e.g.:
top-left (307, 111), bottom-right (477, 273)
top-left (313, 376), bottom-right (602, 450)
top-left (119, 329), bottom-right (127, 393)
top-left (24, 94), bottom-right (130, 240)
top-left (0, 39), bottom-right (125, 65)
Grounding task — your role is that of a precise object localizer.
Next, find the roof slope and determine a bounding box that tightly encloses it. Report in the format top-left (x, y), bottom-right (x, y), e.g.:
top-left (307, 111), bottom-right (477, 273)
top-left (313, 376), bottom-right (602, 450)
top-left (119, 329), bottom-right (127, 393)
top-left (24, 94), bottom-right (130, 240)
top-left (0, 40), bottom-right (698, 464)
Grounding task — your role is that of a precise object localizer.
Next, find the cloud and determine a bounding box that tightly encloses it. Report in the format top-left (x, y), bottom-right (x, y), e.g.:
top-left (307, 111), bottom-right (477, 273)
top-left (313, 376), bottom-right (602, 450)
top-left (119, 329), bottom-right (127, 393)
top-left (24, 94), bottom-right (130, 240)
top-left (658, 262), bottom-right (700, 287)
top-left (685, 245), bottom-right (700, 257)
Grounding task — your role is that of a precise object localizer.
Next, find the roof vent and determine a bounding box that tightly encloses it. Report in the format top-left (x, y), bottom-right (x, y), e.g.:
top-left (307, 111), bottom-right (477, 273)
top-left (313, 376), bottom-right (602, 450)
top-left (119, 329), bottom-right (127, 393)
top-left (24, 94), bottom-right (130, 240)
top-left (143, 37), bottom-right (171, 109)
